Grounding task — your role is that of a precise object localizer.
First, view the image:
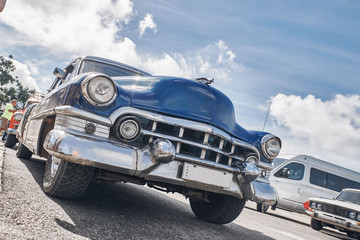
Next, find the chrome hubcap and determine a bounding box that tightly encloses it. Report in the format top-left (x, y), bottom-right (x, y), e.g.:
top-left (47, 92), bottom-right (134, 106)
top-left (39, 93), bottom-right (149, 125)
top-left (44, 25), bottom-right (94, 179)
top-left (50, 156), bottom-right (61, 178)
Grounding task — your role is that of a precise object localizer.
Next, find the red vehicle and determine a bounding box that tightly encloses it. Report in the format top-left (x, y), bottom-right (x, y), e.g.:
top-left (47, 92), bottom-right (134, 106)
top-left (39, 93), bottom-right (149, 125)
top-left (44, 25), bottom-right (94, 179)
top-left (5, 92), bottom-right (44, 148)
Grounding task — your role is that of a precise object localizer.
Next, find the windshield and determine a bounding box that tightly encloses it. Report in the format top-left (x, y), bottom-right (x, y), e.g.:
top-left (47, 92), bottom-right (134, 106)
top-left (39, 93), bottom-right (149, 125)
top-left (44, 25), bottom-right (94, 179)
top-left (79, 60), bottom-right (143, 77)
top-left (336, 190), bottom-right (360, 204)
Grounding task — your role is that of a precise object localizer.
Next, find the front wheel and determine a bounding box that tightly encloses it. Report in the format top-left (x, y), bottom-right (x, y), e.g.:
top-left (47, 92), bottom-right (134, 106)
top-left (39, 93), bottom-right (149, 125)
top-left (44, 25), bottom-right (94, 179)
top-left (5, 134), bottom-right (18, 148)
top-left (189, 192), bottom-right (246, 224)
top-left (43, 155), bottom-right (94, 199)
top-left (311, 218), bottom-right (323, 231)
top-left (256, 203), bottom-right (269, 213)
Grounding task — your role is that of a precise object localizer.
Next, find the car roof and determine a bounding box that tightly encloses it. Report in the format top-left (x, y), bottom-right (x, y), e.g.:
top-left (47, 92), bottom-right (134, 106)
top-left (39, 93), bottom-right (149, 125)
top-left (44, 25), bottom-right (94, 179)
top-left (342, 188), bottom-right (360, 192)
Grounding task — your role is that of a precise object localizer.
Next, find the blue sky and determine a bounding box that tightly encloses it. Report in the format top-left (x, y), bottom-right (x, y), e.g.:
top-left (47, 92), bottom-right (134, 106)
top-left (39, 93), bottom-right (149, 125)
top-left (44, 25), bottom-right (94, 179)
top-left (0, 0), bottom-right (359, 170)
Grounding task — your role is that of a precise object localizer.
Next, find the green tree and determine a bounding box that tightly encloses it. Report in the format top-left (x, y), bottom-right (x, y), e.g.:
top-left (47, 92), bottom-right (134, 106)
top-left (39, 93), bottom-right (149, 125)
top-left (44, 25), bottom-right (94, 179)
top-left (0, 55), bottom-right (35, 106)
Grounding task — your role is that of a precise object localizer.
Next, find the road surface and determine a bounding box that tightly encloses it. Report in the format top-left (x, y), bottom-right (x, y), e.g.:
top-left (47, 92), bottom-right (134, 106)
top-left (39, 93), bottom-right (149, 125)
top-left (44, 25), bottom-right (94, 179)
top-left (0, 143), bottom-right (351, 239)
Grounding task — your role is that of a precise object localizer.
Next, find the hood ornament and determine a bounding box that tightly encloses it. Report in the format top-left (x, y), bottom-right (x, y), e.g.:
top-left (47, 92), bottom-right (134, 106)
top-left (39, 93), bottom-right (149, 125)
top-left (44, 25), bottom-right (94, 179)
top-left (195, 77), bottom-right (214, 85)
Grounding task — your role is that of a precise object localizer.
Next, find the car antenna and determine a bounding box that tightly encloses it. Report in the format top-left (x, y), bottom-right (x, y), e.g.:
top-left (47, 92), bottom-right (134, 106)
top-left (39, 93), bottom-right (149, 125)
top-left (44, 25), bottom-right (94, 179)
top-left (195, 57), bottom-right (214, 85)
top-left (262, 101), bottom-right (272, 131)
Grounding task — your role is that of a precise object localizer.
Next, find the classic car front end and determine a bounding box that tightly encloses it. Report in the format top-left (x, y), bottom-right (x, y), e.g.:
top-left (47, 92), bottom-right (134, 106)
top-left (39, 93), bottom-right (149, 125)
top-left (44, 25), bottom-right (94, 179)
top-left (16, 56), bottom-right (281, 224)
top-left (306, 189), bottom-right (360, 239)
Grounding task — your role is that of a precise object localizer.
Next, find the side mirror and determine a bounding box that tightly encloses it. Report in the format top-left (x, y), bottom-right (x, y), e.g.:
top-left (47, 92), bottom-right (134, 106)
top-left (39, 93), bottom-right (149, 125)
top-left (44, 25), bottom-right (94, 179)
top-left (53, 67), bottom-right (65, 79)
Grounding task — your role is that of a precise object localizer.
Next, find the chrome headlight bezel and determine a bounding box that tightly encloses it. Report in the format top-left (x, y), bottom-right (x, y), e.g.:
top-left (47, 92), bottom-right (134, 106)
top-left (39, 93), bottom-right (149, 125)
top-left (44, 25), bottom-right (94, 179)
top-left (261, 134), bottom-right (281, 159)
top-left (349, 211), bottom-right (356, 219)
top-left (113, 116), bottom-right (142, 142)
top-left (81, 73), bottom-right (117, 107)
top-left (13, 112), bottom-right (23, 121)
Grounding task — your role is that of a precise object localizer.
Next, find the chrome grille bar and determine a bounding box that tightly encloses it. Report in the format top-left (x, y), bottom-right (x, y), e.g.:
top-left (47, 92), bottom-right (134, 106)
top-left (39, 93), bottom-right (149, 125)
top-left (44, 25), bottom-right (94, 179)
top-left (142, 129), bottom-right (245, 162)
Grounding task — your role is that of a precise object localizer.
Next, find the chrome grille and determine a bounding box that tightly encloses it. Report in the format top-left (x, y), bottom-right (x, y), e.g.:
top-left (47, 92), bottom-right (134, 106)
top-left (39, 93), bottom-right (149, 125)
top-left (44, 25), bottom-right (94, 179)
top-left (133, 114), bottom-right (259, 168)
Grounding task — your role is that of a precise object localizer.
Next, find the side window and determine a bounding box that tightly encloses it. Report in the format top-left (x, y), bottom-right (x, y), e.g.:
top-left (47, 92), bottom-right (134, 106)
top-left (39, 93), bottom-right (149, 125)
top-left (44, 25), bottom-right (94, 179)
top-left (274, 162), bottom-right (305, 180)
top-left (310, 168), bottom-right (360, 192)
top-left (49, 77), bottom-right (62, 91)
top-left (310, 168), bottom-right (326, 188)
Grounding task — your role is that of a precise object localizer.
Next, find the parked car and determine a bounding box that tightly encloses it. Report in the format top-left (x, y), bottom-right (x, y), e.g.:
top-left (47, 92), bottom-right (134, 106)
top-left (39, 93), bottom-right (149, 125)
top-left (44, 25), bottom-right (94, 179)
top-left (256, 155), bottom-right (360, 214)
top-left (16, 56), bottom-right (281, 224)
top-left (5, 93), bottom-right (44, 148)
top-left (306, 188), bottom-right (360, 239)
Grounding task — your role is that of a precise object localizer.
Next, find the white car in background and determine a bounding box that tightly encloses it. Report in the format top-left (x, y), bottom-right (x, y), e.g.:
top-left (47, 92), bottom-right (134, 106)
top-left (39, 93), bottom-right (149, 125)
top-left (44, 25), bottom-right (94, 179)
top-left (306, 188), bottom-right (360, 239)
top-left (256, 155), bottom-right (360, 214)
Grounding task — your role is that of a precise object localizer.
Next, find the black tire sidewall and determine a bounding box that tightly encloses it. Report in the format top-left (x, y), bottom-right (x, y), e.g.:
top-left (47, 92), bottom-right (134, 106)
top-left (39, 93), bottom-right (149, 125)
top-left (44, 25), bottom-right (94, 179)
top-left (190, 192), bottom-right (245, 224)
top-left (311, 218), bottom-right (323, 231)
top-left (43, 155), bottom-right (66, 194)
top-left (5, 134), bottom-right (17, 148)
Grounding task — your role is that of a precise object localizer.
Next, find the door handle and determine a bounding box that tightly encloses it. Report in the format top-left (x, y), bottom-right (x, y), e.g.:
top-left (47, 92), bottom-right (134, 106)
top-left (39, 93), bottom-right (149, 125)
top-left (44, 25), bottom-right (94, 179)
top-left (297, 188), bottom-right (301, 193)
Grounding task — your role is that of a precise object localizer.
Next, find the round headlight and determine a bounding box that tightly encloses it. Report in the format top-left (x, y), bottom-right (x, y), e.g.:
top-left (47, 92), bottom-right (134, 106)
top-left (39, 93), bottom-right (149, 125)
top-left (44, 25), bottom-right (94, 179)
top-left (349, 211), bottom-right (356, 219)
top-left (113, 116), bottom-right (141, 142)
top-left (356, 213), bottom-right (360, 221)
top-left (13, 112), bottom-right (23, 121)
top-left (82, 74), bottom-right (117, 106)
top-left (317, 203), bottom-right (322, 210)
top-left (310, 202), bottom-right (317, 209)
top-left (261, 134), bottom-right (281, 159)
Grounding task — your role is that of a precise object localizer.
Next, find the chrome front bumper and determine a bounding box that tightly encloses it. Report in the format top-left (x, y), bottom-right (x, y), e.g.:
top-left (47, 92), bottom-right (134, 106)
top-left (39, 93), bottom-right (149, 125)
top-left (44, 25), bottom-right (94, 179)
top-left (6, 128), bottom-right (16, 135)
top-left (307, 210), bottom-right (360, 233)
top-left (43, 129), bottom-right (276, 202)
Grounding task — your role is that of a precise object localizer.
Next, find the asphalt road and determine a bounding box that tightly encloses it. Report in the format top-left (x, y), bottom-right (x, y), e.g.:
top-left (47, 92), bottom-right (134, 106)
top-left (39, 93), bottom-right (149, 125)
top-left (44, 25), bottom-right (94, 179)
top-left (0, 143), bottom-right (352, 240)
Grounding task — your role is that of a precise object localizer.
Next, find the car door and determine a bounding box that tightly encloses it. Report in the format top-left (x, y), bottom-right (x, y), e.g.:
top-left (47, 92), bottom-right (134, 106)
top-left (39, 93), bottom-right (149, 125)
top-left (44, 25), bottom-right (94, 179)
top-left (270, 161), bottom-right (308, 212)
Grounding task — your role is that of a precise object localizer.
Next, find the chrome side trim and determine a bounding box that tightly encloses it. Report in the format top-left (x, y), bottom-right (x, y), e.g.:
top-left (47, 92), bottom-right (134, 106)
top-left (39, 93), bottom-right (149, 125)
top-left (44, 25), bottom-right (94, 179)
top-left (54, 106), bottom-right (112, 126)
top-left (55, 114), bottom-right (109, 138)
top-left (31, 108), bottom-right (55, 120)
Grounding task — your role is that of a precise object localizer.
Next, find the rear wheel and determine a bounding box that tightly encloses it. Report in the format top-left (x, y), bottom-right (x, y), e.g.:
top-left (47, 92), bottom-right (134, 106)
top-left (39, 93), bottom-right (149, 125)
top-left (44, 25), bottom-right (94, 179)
top-left (189, 192), bottom-right (246, 224)
top-left (16, 143), bottom-right (33, 159)
top-left (311, 218), bottom-right (323, 231)
top-left (43, 155), bottom-right (94, 199)
top-left (5, 134), bottom-right (18, 148)
top-left (256, 203), bottom-right (269, 213)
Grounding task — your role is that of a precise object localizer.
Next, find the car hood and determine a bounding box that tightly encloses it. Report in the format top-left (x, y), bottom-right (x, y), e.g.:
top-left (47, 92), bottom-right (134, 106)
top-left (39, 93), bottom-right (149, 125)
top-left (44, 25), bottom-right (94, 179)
top-left (309, 197), bottom-right (360, 211)
top-left (113, 76), bottom-right (256, 142)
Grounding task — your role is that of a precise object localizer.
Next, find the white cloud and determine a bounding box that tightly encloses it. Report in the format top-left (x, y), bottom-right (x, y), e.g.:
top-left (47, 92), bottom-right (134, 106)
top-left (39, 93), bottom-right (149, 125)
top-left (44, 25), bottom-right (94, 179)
top-left (142, 40), bottom-right (246, 84)
top-left (11, 59), bottom-right (40, 91)
top-left (0, 1), bottom-right (246, 95)
top-left (139, 13), bottom-right (157, 38)
top-left (270, 93), bottom-right (360, 171)
top-left (0, 0), bottom-right (136, 62)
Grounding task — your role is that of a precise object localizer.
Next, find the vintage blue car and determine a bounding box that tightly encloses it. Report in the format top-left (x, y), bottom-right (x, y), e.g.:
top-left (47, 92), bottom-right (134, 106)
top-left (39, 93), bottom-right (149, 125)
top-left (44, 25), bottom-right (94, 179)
top-left (16, 56), bottom-right (281, 224)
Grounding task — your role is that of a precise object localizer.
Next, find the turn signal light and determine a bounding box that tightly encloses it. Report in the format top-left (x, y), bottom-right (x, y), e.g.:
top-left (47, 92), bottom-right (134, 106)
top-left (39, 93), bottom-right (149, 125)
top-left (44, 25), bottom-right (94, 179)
top-left (303, 201), bottom-right (309, 210)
